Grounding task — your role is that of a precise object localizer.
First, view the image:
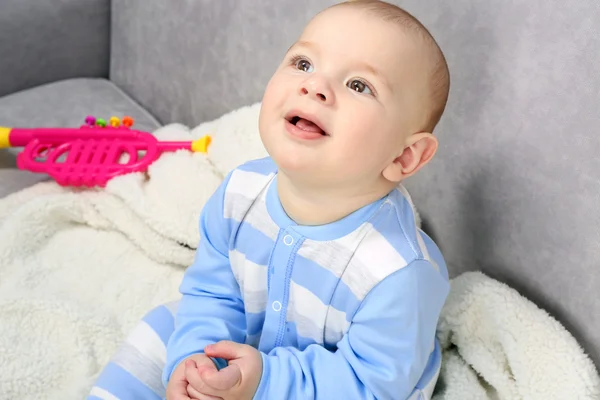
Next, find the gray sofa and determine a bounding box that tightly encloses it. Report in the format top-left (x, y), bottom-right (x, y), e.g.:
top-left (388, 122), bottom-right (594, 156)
top-left (1, 0), bottom-right (598, 372)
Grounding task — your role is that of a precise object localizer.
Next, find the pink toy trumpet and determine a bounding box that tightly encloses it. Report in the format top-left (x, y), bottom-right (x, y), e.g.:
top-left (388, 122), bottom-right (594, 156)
top-left (0, 115), bottom-right (211, 187)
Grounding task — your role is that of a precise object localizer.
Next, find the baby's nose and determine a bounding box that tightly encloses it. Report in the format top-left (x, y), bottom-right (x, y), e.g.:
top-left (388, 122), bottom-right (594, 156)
top-left (299, 78), bottom-right (335, 105)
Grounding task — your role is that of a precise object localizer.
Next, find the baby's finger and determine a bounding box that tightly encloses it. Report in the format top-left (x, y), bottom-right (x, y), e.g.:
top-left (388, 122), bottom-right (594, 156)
top-left (186, 362), bottom-right (222, 396)
top-left (166, 362), bottom-right (194, 400)
top-left (187, 383), bottom-right (223, 400)
top-left (200, 364), bottom-right (242, 391)
top-left (167, 378), bottom-right (193, 400)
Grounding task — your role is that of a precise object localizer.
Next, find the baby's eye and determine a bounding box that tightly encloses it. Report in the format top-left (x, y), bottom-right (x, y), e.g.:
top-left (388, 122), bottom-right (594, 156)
top-left (347, 79), bottom-right (373, 95)
top-left (295, 58), bottom-right (314, 73)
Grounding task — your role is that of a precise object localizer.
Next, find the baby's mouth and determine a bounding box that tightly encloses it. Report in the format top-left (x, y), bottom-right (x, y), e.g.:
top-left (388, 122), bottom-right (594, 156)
top-left (287, 116), bottom-right (328, 136)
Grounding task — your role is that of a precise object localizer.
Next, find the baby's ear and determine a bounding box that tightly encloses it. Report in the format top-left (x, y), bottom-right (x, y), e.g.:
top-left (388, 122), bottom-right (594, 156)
top-left (382, 132), bottom-right (438, 183)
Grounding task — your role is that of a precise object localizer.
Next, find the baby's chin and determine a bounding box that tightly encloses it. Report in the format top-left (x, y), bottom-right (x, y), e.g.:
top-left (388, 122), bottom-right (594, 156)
top-left (267, 145), bottom-right (324, 178)
top-left (269, 147), bottom-right (314, 173)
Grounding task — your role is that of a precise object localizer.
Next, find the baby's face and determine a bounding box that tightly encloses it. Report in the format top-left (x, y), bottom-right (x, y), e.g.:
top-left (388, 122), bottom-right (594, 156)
top-left (259, 5), bottom-right (430, 189)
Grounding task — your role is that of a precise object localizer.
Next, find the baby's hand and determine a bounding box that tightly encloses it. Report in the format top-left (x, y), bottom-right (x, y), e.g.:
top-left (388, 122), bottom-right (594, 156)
top-left (184, 358), bottom-right (225, 400)
top-left (186, 341), bottom-right (263, 400)
top-left (166, 353), bottom-right (218, 400)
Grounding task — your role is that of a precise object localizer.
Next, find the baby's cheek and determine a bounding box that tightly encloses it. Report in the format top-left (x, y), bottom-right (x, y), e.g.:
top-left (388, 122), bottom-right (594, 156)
top-left (340, 128), bottom-right (391, 171)
top-left (272, 72), bottom-right (295, 96)
top-left (348, 121), bottom-right (380, 151)
top-left (336, 133), bottom-right (375, 167)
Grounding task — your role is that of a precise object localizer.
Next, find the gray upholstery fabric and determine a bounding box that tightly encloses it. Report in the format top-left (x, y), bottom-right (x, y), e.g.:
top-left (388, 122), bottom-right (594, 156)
top-left (110, 0), bottom-right (340, 125)
top-left (111, 0), bottom-right (600, 365)
top-left (0, 0), bottom-right (110, 97)
top-left (0, 78), bottom-right (161, 195)
top-left (0, 78), bottom-right (160, 131)
top-left (402, 0), bottom-right (600, 366)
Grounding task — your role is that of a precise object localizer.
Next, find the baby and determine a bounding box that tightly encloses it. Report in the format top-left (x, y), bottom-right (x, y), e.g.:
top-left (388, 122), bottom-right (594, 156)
top-left (165, 1), bottom-right (451, 399)
top-left (89, 1), bottom-right (451, 399)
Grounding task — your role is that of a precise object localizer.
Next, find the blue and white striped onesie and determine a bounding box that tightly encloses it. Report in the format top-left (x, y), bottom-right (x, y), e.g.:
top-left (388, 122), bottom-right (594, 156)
top-left (89, 157), bottom-right (449, 400)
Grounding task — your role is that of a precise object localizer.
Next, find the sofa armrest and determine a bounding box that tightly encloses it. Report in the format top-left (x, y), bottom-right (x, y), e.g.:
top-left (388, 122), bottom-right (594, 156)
top-left (0, 0), bottom-right (110, 97)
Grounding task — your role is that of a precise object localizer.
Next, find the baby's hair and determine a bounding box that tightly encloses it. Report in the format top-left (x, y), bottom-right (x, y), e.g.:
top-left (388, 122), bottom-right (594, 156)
top-left (332, 0), bottom-right (450, 132)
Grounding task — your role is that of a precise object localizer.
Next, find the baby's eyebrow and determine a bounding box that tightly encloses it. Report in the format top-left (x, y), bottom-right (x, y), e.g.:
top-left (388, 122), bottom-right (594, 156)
top-left (286, 40), bottom-right (318, 55)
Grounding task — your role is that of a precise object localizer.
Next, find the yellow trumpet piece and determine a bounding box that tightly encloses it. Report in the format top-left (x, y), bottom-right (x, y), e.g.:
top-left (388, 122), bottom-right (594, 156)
top-left (109, 116), bottom-right (121, 127)
top-left (191, 135), bottom-right (212, 153)
top-left (0, 126), bottom-right (12, 148)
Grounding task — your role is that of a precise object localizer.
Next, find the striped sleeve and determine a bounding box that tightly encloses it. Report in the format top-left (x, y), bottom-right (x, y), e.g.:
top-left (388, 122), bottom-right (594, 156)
top-left (162, 170), bottom-right (246, 386)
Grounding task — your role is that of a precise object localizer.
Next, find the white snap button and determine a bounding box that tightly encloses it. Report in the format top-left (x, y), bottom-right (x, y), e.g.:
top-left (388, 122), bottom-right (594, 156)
top-left (272, 301), bottom-right (282, 312)
top-left (283, 235), bottom-right (294, 246)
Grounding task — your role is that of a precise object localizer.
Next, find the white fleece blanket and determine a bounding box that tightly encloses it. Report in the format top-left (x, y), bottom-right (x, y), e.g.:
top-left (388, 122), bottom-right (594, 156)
top-left (0, 103), bottom-right (598, 399)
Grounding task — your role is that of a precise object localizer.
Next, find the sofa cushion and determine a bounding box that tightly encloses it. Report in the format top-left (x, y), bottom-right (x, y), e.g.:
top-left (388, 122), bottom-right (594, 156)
top-left (0, 78), bottom-right (160, 132)
top-left (0, 78), bottom-right (161, 197)
top-left (0, 0), bottom-right (110, 97)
